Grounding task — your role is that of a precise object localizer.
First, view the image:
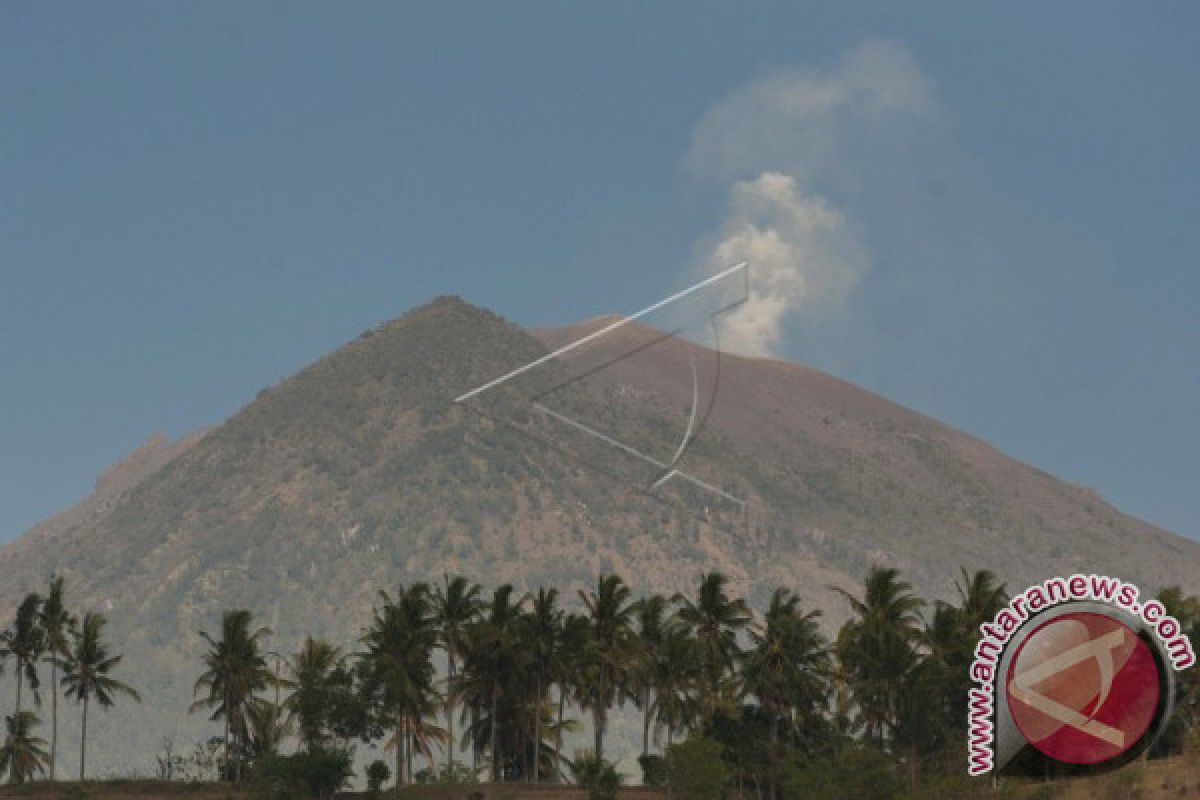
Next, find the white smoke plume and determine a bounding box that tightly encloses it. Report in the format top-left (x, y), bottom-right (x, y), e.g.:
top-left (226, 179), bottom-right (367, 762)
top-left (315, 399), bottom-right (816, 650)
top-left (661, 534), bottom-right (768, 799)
top-left (689, 39), bottom-right (937, 356)
top-left (706, 172), bottom-right (866, 356)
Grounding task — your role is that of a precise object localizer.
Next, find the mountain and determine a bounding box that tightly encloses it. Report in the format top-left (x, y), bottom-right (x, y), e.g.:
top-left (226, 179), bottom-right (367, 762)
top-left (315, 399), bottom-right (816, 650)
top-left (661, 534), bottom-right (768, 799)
top-left (1, 295), bottom-right (1196, 775)
top-left (3, 431), bottom-right (209, 562)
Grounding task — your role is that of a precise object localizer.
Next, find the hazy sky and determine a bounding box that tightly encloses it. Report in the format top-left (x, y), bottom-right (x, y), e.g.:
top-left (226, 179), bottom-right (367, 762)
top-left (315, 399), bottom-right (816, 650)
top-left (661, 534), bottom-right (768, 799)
top-left (2, 2), bottom-right (1197, 543)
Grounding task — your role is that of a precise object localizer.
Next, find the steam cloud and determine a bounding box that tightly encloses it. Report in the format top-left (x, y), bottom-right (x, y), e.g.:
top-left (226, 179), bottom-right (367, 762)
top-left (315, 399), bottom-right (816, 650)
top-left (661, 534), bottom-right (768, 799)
top-left (688, 39), bottom-right (937, 356)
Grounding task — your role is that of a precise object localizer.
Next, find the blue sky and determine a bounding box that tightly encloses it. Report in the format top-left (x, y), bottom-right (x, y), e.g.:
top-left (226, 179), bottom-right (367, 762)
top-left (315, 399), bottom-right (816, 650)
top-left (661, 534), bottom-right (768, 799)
top-left (2, 2), bottom-right (1197, 542)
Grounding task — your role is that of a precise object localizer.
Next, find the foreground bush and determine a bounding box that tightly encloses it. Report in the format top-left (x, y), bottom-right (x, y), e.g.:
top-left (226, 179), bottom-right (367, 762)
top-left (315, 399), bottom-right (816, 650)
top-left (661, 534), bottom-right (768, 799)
top-left (573, 752), bottom-right (623, 800)
top-left (664, 738), bottom-right (729, 800)
top-left (365, 759), bottom-right (391, 795)
top-left (638, 753), bottom-right (666, 788)
top-left (781, 745), bottom-right (903, 800)
top-left (250, 749), bottom-right (353, 800)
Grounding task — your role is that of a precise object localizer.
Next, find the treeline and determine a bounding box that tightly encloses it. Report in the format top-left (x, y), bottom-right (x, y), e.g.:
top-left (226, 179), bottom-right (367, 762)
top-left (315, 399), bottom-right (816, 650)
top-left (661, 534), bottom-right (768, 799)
top-left (0, 577), bottom-right (140, 784)
top-left (3, 570), bottom-right (1200, 799)
top-left (176, 569), bottom-right (1200, 798)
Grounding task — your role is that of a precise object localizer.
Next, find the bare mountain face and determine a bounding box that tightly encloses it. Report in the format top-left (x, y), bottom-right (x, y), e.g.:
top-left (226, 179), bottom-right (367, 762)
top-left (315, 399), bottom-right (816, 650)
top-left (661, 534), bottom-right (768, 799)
top-left (1, 295), bottom-right (1196, 774)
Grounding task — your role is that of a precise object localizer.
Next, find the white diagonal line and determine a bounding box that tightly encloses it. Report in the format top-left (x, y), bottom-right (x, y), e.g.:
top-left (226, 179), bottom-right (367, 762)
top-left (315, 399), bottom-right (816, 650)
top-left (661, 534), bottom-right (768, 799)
top-left (532, 403), bottom-right (745, 508)
top-left (533, 403), bottom-right (668, 469)
top-left (453, 262), bottom-right (747, 403)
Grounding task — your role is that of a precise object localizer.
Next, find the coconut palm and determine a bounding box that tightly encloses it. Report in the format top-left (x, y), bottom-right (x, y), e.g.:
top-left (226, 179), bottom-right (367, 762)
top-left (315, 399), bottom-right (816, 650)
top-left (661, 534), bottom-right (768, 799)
top-left (741, 589), bottom-right (830, 742)
top-left (553, 612), bottom-right (590, 782)
top-left (674, 572), bottom-right (751, 728)
top-left (432, 574), bottom-right (481, 773)
top-left (741, 589), bottom-right (830, 798)
top-left (387, 696), bottom-right (447, 783)
top-left (60, 612), bottom-right (140, 781)
top-left (285, 636), bottom-right (346, 753)
top-left (650, 627), bottom-right (699, 749)
top-left (0, 711), bottom-right (49, 784)
top-left (190, 610), bottom-right (274, 782)
top-left (2, 593), bottom-right (45, 718)
top-left (38, 577), bottom-right (74, 781)
top-left (833, 566), bottom-right (925, 746)
top-left (459, 584), bottom-right (526, 781)
top-left (245, 698), bottom-right (292, 759)
top-left (632, 594), bottom-right (670, 758)
top-left (1151, 586), bottom-right (1200, 756)
top-left (577, 573), bottom-right (637, 763)
top-left (953, 568), bottom-right (1008, 632)
top-left (360, 583), bottom-right (441, 789)
top-left (520, 587), bottom-right (563, 782)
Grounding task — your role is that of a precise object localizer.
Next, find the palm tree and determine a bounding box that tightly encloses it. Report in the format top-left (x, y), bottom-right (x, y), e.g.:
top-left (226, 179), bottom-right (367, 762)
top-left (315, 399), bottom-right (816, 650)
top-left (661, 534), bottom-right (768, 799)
top-left (285, 636), bottom-right (343, 753)
top-left (891, 566), bottom-right (1009, 760)
top-left (520, 587), bottom-right (563, 782)
top-left (245, 698), bottom-right (292, 759)
top-left (0, 711), bottom-right (49, 784)
top-left (60, 612), bottom-right (140, 781)
top-left (892, 604), bottom-right (961, 785)
top-left (741, 589), bottom-right (830, 742)
top-left (578, 573), bottom-right (637, 763)
top-left (433, 574), bottom-right (481, 774)
top-left (459, 584), bottom-right (526, 782)
top-left (741, 589), bottom-right (830, 798)
top-left (953, 568), bottom-right (1008, 632)
top-left (360, 584), bottom-right (441, 789)
top-left (2, 593), bottom-right (45, 718)
top-left (649, 627), bottom-right (699, 750)
top-left (39, 577), bottom-right (74, 781)
top-left (553, 612), bottom-right (590, 782)
top-left (190, 610), bottom-right (274, 782)
top-left (674, 572), bottom-right (750, 728)
top-left (633, 594), bottom-right (670, 758)
top-left (833, 566), bottom-right (924, 746)
top-left (1151, 586), bottom-right (1200, 755)
top-left (386, 696), bottom-right (447, 783)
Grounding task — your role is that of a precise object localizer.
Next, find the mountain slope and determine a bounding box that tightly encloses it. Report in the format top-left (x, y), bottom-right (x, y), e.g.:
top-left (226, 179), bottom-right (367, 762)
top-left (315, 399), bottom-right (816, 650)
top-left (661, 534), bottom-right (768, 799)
top-left (0, 295), bottom-right (1195, 774)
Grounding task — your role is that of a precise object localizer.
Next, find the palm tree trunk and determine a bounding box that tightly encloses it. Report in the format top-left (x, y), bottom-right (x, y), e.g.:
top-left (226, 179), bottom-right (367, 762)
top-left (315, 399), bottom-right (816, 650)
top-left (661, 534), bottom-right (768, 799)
top-left (490, 677), bottom-right (500, 782)
top-left (642, 688), bottom-right (650, 758)
top-left (80, 694), bottom-right (89, 782)
top-left (234, 718), bottom-right (243, 784)
top-left (768, 714), bottom-right (779, 800)
top-left (908, 746), bottom-right (917, 793)
top-left (15, 668), bottom-right (22, 717)
top-left (556, 688), bottom-right (565, 784)
top-left (394, 710), bottom-right (403, 799)
top-left (399, 714), bottom-right (408, 785)
top-left (447, 655), bottom-right (456, 773)
top-left (472, 705), bottom-right (480, 773)
top-left (50, 658), bottom-right (58, 781)
top-left (593, 705), bottom-right (606, 763)
top-left (406, 717), bottom-right (413, 786)
top-left (665, 722), bottom-right (674, 800)
top-left (532, 667), bottom-right (542, 784)
top-left (223, 690), bottom-right (230, 782)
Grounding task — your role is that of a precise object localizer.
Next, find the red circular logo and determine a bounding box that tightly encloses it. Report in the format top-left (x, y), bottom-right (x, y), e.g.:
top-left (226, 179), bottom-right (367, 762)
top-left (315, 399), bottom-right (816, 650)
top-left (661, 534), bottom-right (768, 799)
top-left (1006, 611), bottom-right (1161, 765)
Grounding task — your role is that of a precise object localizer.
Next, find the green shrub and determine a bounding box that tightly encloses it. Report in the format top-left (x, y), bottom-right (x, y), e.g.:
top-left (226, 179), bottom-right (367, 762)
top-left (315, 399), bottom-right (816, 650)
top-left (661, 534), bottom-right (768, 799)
top-left (365, 759), bottom-right (391, 794)
top-left (573, 751), bottom-right (623, 800)
top-left (251, 749), bottom-right (353, 800)
top-left (665, 738), bottom-right (730, 800)
top-left (638, 753), bottom-right (667, 788)
top-left (780, 745), bottom-right (902, 800)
